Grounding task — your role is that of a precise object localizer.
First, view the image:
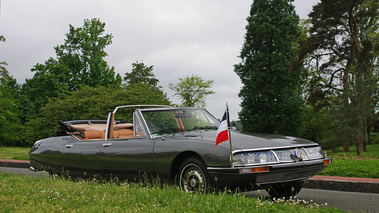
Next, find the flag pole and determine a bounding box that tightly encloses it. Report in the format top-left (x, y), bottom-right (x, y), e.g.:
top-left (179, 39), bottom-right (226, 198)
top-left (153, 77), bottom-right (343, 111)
top-left (226, 103), bottom-right (233, 167)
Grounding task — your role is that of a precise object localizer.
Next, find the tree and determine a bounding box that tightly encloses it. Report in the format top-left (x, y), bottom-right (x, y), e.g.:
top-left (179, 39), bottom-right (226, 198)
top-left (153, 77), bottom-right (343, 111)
top-left (24, 85), bottom-right (171, 144)
top-left (168, 75), bottom-right (215, 107)
top-left (21, 71), bottom-right (69, 120)
top-left (124, 61), bottom-right (160, 88)
top-left (32, 18), bottom-right (121, 90)
top-left (0, 36), bottom-right (23, 145)
top-left (234, 0), bottom-right (304, 136)
top-left (293, 0), bottom-right (379, 154)
top-left (22, 18), bottom-right (122, 118)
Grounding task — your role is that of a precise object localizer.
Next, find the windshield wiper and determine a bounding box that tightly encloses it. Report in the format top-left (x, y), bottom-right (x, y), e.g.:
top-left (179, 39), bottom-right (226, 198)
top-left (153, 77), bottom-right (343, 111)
top-left (190, 126), bottom-right (218, 131)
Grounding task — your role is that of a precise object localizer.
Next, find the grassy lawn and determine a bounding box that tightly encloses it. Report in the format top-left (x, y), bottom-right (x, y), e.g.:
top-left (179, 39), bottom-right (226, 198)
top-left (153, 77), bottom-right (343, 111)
top-left (327, 143), bottom-right (379, 158)
top-left (0, 147), bottom-right (30, 160)
top-left (1, 144), bottom-right (378, 178)
top-left (0, 172), bottom-right (342, 212)
top-left (319, 144), bottom-right (379, 178)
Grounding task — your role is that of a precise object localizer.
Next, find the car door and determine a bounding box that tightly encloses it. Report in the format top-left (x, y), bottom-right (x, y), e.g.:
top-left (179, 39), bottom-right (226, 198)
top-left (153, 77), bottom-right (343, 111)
top-left (61, 138), bottom-right (104, 177)
top-left (99, 137), bottom-right (155, 180)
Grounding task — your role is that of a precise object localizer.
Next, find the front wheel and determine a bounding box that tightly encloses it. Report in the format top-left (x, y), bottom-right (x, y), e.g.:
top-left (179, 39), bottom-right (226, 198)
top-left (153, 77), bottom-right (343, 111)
top-left (178, 157), bottom-right (211, 194)
top-left (266, 181), bottom-right (304, 199)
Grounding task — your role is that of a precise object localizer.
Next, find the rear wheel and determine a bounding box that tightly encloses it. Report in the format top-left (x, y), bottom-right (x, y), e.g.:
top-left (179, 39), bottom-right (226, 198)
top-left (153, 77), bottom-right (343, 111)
top-left (266, 181), bottom-right (304, 199)
top-left (178, 157), bottom-right (211, 194)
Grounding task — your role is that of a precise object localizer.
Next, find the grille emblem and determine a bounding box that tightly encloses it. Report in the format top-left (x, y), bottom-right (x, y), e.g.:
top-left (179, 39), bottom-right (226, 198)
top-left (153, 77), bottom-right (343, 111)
top-left (294, 148), bottom-right (302, 158)
top-left (290, 148), bottom-right (302, 161)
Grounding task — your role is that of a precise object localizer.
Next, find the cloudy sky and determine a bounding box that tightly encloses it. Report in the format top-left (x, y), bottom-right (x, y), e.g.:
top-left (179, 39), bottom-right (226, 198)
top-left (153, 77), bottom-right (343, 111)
top-left (0, 0), bottom-right (319, 120)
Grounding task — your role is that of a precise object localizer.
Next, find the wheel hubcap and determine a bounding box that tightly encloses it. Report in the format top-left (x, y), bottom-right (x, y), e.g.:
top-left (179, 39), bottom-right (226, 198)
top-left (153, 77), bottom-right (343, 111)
top-left (190, 178), bottom-right (197, 188)
top-left (180, 164), bottom-right (206, 193)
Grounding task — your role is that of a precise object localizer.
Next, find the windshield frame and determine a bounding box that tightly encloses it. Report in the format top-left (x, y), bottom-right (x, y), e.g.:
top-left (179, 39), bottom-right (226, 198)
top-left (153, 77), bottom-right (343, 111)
top-left (138, 107), bottom-right (220, 138)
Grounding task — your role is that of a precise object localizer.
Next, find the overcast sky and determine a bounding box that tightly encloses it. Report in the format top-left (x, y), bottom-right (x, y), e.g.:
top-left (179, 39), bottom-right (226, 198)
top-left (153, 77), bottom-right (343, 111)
top-left (0, 0), bottom-right (319, 120)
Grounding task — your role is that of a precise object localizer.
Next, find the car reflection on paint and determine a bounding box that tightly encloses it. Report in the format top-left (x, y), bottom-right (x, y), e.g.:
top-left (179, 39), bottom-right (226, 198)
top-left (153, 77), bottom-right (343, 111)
top-left (29, 105), bottom-right (331, 198)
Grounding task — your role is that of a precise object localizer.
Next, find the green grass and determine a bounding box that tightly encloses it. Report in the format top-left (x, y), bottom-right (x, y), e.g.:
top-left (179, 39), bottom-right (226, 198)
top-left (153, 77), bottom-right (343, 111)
top-left (0, 147), bottom-right (30, 160)
top-left (319, 155), bottom-right (379, 178)
top-left (0, 173), bottom-right (343, 213)
top-left (319, 144), bottom-right (379, 178)
top-left (327, 143), bottom-right (379, 158)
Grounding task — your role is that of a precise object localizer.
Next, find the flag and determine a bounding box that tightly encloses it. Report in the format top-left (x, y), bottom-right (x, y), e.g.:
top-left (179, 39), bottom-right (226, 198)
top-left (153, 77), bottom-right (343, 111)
top-left (215, 109), bottom-right (230, 148)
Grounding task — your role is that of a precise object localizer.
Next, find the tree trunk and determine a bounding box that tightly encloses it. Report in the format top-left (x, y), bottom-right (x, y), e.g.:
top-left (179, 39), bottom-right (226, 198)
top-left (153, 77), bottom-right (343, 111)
top-left (343, 142), bottom-right (350, 152)
top-left (356, 121), bottom-right (365, 155)
top-left (366, 125), bottom-right (371, 145)
top-left (342, 66), bottom-right (350, 153)
top-left (342, 60), bottom-right (351, 153)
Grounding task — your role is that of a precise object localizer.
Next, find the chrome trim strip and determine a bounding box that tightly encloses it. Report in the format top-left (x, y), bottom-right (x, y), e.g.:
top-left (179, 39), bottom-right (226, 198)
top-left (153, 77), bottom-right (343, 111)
top-left (105, 112), bottom-right (112, 141)
top-left (208, 158), bottom-right (329, 172)
top-left (270, 150), bottom-right (279, 162)
top-left (239, 164), bottom-right (274, 169)
top-left (232, 145), bottom-right (321, 155)
top-left (301, 147), bottom-right (311, 160)
top-left (302, 147), bottom-right (310, 159)
top-left (269, 159), bottom-right (326, 169)
top-left (112, 105), bottom-right (171, 113)
top-left (233, 161), bottom-right (281, 167)
top-left (207, 167), bottom-right (239, 172)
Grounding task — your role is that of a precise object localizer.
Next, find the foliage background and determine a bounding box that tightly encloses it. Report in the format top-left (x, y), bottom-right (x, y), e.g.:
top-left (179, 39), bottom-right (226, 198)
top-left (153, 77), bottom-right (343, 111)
top-left (23, 84), bottom-right (170, 145)
top-left (0, 1), bottom-right (378, 154)
top-left (234, 0), bottom-right (306, 136)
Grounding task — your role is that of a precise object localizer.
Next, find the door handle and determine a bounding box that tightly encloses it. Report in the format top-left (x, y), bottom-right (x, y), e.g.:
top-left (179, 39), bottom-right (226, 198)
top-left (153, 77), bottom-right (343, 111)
top-left (65, 144), bottom-right (74, 148)
top-left (103, 143), bottom-right (112, 147)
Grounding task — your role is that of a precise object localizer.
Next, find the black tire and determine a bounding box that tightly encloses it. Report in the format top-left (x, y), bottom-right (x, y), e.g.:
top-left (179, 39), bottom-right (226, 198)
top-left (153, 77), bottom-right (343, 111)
top-left (266, 181), bottom-right (304, 199)
top-left (178, 157), bottom-right (211, 194)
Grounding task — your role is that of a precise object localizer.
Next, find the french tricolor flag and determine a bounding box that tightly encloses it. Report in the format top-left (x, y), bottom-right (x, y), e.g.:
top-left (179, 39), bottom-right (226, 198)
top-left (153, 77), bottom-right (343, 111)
top-left (215, 109), bottom-right (230, 148)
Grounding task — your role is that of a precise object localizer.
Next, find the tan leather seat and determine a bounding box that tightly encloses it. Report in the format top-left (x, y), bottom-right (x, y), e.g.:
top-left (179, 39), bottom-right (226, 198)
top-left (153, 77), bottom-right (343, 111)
top-left (115, 129), bottom-right (134, 138)
top-left (84, 130), bottom-right (105, 140)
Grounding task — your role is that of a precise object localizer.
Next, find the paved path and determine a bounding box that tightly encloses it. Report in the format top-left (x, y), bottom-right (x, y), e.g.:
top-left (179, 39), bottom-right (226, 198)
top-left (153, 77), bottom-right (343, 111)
top-left (246, 188), bottom-right (379, 213)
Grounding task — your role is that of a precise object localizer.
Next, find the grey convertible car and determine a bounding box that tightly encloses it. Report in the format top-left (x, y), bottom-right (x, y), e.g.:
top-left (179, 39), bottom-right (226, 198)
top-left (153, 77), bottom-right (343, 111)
top-left (29, 105), bottom-right (331, 198)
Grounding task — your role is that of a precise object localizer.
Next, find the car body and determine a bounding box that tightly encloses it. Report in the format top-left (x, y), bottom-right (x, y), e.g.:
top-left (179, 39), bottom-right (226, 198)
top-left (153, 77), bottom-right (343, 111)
top-left (29, 105), bottom-right (331, 197)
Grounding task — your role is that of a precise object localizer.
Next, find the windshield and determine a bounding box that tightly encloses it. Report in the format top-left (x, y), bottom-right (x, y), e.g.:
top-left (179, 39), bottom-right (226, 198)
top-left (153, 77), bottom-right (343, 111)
top-left (140, 108), bottom-right (219, 136)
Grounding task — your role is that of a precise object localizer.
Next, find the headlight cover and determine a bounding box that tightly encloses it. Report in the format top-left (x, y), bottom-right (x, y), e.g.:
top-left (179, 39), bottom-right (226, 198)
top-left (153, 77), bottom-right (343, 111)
top-left (304, 146), bottom-right (325, 159)
top-left (233, 146), bottom-right (325, 166)
top-left (32, 139), bottom-right (43, 148)
top-left (233, 151), bottom-right (278, 166)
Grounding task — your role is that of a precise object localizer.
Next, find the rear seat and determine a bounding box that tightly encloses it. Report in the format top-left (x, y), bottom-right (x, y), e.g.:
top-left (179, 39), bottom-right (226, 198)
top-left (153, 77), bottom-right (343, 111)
top-left (114, 129), bottom-right (134, 138)
top-left (113, 123), bottom-right (134, 138)
top-left (72, 123), bottom-right (134, 140)
top-left (84, 130), bottom-right (105, 140)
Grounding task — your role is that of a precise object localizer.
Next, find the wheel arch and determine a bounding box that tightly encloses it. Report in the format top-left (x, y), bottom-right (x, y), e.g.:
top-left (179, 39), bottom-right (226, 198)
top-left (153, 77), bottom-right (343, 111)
top-left (170, 151), bottom-right (205, 181)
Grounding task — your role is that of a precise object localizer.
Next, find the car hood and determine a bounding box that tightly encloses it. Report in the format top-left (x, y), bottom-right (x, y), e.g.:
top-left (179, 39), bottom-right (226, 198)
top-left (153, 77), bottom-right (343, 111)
top-left (172, 130), bottom-right (318, 151)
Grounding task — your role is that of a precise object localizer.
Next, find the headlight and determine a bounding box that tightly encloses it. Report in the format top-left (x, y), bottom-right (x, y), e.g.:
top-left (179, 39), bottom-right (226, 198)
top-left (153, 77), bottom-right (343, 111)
top-left (233, 146), bottom-right (325, 166)
top-left (32, 139), bottom-right (43, 149)
top-left (304, 146), bottom-right (325, 159)
top-left (233, 151), bottom-right (278, 166)
top-left (273, 149), bottom-right (293, 162)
